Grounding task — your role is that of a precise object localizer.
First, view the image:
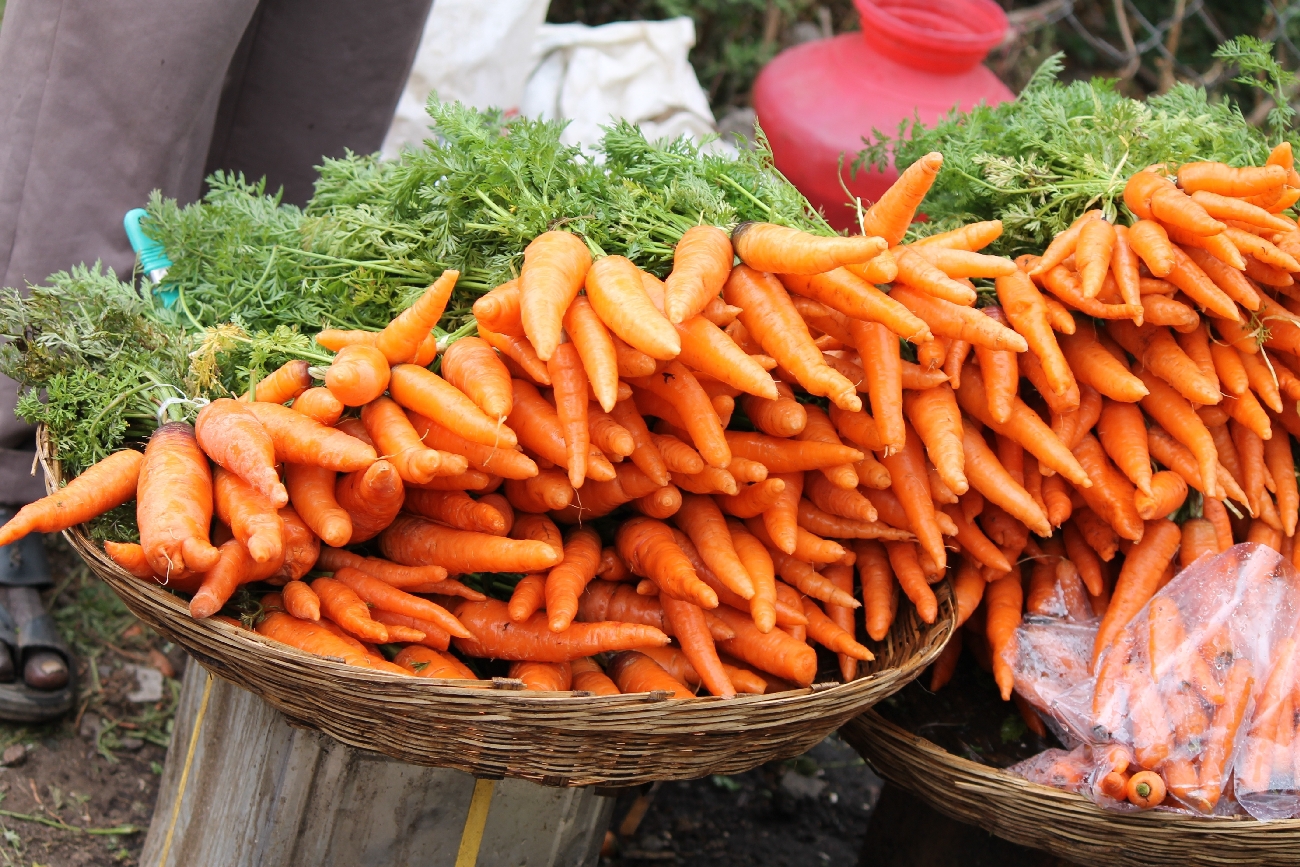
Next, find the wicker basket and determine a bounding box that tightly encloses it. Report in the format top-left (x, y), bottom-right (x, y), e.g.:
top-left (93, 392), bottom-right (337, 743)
top-left (841, 711), bottom-right (1300, 866)
top-left (41, 431), bottom-right (954, 786)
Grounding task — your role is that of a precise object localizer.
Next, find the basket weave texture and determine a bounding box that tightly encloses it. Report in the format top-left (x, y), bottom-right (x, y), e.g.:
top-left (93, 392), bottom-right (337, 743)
top-left (841, 711), bottom-right (1300, 866)
top-left (42, 429), bottom-right (953, 786)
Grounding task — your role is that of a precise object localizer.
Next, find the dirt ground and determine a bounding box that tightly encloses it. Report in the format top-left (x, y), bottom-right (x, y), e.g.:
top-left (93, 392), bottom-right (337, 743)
top-left (0, 537), bottom-right (184, 867)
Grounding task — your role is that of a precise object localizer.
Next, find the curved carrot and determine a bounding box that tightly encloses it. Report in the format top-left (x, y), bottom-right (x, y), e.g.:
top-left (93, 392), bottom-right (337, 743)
top-left (1110, 223), bottom-right (1142, 311)
top-left (1179, 161), bottom-right (1287, 197)
top-left (312, 577), bottom-right (389, 643)
top-left (246, 359), bottom-right (312, 404)
top-left (913, 220), bottom-right (1002, 252)
top-left (317, 547), bottom-right (451, 590)
top-left (544, 527), bottom-right (602, 632)
top-left (712, 605), bottom-right (818, 685)
top-left (395, 646), bottom-right (474, 679)
top-left (724, 266), bottom-right (861, 411)
top-left (0, 449), bottom-right (142, 548)
top-left (603, 651), bottom-right (693, 697)
top-left (504, 469), bottom-right (574, 513)
top-left (1239, 349), bottom-right (1283, 413)
top-left (334, 459), bottom-right (403, 544)
top-left (506, 660), bottom-right (572, 691)
top-left (941, 505), bottom-right (1009, 572)
top-left (1058, 326), bottom-right (1148, 402)
top-left (333, 566), bottom-right (469, 638)
top-left (664, 225), bottom-right (733, 324)
top-left (732, 222), bottom-right (886, 275)
top-left (212, 466), bottom-right (283, 566)
top-left (716, 477), bottom-right (787, 518)
top-left (584, 257), bottom-right (679, 360)
top-left (780, 269), bottom-right (931, 343)
top-left (507, 379), bottom-right (610, 482)
top-left (902, 385), bottom-right (966, 496)
top-left (659, 594), bottom-right (735, 698)
top-left (283, 463), bottom-right (350, 547)
top-left (454, 598), bottom-right (669, 662)
top-left (1076, 218), bottom-right (1116, 298)
top-left (406, 411), bottom-right (537, 481)
top-left (546, 342), bottom-right (591, 488)
top-left (558, 296), bottom-right (619, 412)
top-left (1097, 399), bottom-right (1153, 496)
top-left (975, 309), bottom-right (1019, 424)
top-left (282, 580), bottom-right (321, 622)
top-left (1040, 264), bottom-right (1143, 320)
top-left (105, 541), bottom-right (166, 583)
top-left (855, 540), bottom-right (897, 641)
top-left (322, 345), bottom-right (389, 407)
top-left (389, 363), bottom-right (516, 449)
top-left (1265, 429), bottom-right (1298, 537)
top-left (674, 494), bottom-right (756, 600)
top-left (996, 270), bottom-right (1074, 398)
top-left (244, 402), bottom-right (377, 472)
top-left (985, 571), bottom-right (1022, 700)
top-left (609, 396), bottom-right (670, 486)
top-left (862, 152), bottom-right (942, 244)
top-left (880, 423), bottom-right (946, 572)
top-left (1029, 210), bottom-right (1100, 276)
top-left (1135, 470), bottom-right (1188, 520)
top-left (1138, 368), bottom-right (1218, 500)
top-left (375, 270), bottom-right (457, 363)
top-left (189, 538), bottom-right (272, 619)
top-left (473, 280), bottom-right (522, 336)
top-left (1127, 220), bottom-right (1176, 277)
top-left (570, 657), bottom-right (621, 695)
top-left (256, 612), bottom-right (389, 670)
top-left (742, 381), bottom-right (806, 438)
top-left (405, 489), bottom-right (505, 535)
top-left (633, 362), bottom-right (730, 468)
top-left (195, 398), bottom-right (287, 508)
top-left (1072, 435), bottom-right (1143, 541)
top-left (616, 516), bottom-right (717, 608)
top-left (675, 315), bottom-right (779, 400)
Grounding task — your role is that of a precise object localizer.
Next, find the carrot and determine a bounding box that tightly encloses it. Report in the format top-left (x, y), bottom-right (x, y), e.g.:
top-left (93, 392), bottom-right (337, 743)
top-left (1127, 220), bottom-right (1176, 277)
top-left (710, 604), bottom-right (817, 685)
top-left (722, 431), bottom-right (863, 473)
top-left (599, 651), bottom-right (693, 697)
top-left (1142, 294), bottom-right (1200, 331)
top-left (848, 540), bottom-right (895, 642)
top-left (1182, 246), bottom-right (1261, 311)
top-left (320, 345), bottom-right (389, 407)
top-left (317, 547), bottom-right (454, 592)
top-left (607, 396), bottom-right (670, 486)
top-left (843, 320), bottom-right (902, 450)
top-left (568, 657), bottom-right (620, 695)
top-left (797, 500), bottom-right (907, 541)
top-left (782, 269), bottom-right (932, 343)
top-left (472, 279), bottom-right (523, 335)
top-left (855, 451), bottom-right (892, 490)
top-left (194, 398), bottom-right (287, 508)
top-left (673, 494), bottom-right (757, 600)
top-left (725, 267), bottom-right (861, 411)
top-left (806, 471), bottom-right (877, 522)
top-left (616, 516), bottom-right (717, 608)
top-left (541, 343), bottom-right (590, 488)
top-left (957, 367), bottom-right (1091, 487)
top-left (742, 382), bottom-right (806, 437)
top-left (458, 598), bottom-right (669, 663)
top-left (405, 411), bottom-right (537, 481)
top-left (1179, 161), bottom-right (1287, 197)
top-left (1097, 399), bottom-right (1153, 496)
top-left (402, 489), bottom-right (501, 535)
top-left (379, 514), bottom-right (561, 576)
top-left (663, 225), bottom-right (733, 324)
top-left (238, 403), bottom-right (373, 474)
top-left (136, 427), bottom-right (224, 580)
top-left (1075, 218), bottom-right (1116, 298)
top-left (1222, 389), bottom-right (1272, 441)
top-left (882, 541), bottom-right (937, 625)
top-left (888, 286), bottom-right (1027, 352)
top-left (1040, 265), bottom-right (1144, 321)
top-left (391, 646), bottom-right (472, 680)
top-left (372, 270), bottom-right (456, 364)
top-left (580, 257), bottom-right (679, 360)
top-left (279, 464), bottom-right (347, 548)
top-left (256, 612), bottom-right (393, 670)
top-left (311, 577), bottom-right (389, 642)
top-left (511, 512), bottom-right (565, 561)
top-left (1176, 323), bottom-right (1218, 389)
top-left (900, 386), bottom-right (966, 496)
top-left (654, 594), bottom-right (731, 697)
top-left (478, 323), bottom-right (551, 385)
top-left (633, 363), bottom-right (730, 468)
top-left (1107, 321), bottom-right (1220, 407)
top-left (1030, 210), bottom-right (1101, 276)
top-left (518, 231), bottom-right (592, 361)
top-left (942, 505), bottom-right (1010, 572)
top-left (911, 246), bottom-right (1016, 280)
top-left (242, 360), bottom-right (310, 406)
top-left (1184, 660), bottom-right (1254, 811)
top-left (1239, 350), bottom-right (1283, 413)
top-left (1265, 428), bottom-right (1298, 536)
top-left (332, 566), bottom-right (469, 639)
top-left (359, 397), bottom-right (450, 485)
top-left (0, 448), bottom-right (142, 548)
top-left (731, 222), bottom-right (887, 275)
top-left (389, 363), bottom-right (517, 449)
top-left (505, 574), bottom-right (547, 622)
top-left (534, 527), bottom-right (601, 633)
top-left (983, 571), bottom-right (1022, 700)
top-left (506, 660), bottom-right (572, 691)
top-left (105, 541), bottom-right (166, 583)
top-left (795, 406), bottom-right (858, 489)
top-left (1106, 224), bottom-right (1142, 313)
top-left (586, 405), bottom-right (634, 459)
top-left (1058, 326), bottom-right (1148, 402)
top-left (892, 247), bottom-right (977, 305)
top-left (1135, 470), bottom-right (1188, 521)
top-left (1042, 472), bottom-right (1073, 527)
top-left (995, 270), bottom-right (1074, 398)
top-left (330, 459), bottom-right (400, 543)
top-left (292, 387), bottom-right (344, 426)
top-left (439, 337), bottom-right (513, 421)
top-left (881, 423), bottom-right (946, 572)
top-left (915, 337), bottom-right (947, 373)
top-left (1072, 434), bottom-right (1144, 541)
top-left (1137, 369), bottom-right (1219, 499)
top-left (1092, 518), bottom-right (1181, 668)
top-left (856, 152), bottom-right (941, 244)
top-left (960, 419), bottom-right (1051, 536)
top-left (188, 538), bottom-right (271, 618)
top-left (974, 310), bottom-right (1020, 424)
top-left (1121, 770), bottom-right (1166, 810)
top-left (803, 594), bottom-right (874, 667)
top-left (912, 220), bottom-right (1002, 252)
top-left (281, 580), bottom-right (320, 622)
top-left (1164, 245), bottom-right (1240, 320)
top-left (716, 477), bottom-right (787, 518)
top-left (717, 522), bottom-right (775, 634)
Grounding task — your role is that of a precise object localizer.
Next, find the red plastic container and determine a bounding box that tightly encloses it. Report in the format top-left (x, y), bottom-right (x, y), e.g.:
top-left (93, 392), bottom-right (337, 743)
top-left (753, 0), bottom-right (1014, 230)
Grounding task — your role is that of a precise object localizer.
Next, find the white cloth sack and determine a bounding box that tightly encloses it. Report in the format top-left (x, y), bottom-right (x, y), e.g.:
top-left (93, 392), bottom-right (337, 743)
top-left (381, 0), bottom-right (550, 157)
top-left (520, 17), bottom-right (718, 151)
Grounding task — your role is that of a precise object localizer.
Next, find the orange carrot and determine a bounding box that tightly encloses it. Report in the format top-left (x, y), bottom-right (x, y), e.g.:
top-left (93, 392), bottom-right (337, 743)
top-left (664, 225), bottom-right (734, 323)
top-left (1239, 350), bottom-right (1283, 413)
top-left (406, 411), bottom-right (538, 481)
top-left (658, 593), bottom-right (735, 698)
top-left (292, 387), bottom-right (344, 425)
top-left (256, 611), bottom-right (394, 671)
top-left (846, 319), bottom-right (903, 449)
top-left (518, 231), bottom-right (592, 360)
top-left (507, 379), bottom-right (611, 482)
top-left (881, 422), bottom-right (946, 572)
top-left (732, 222), bottom-right (887, 275)
top-left (507, 574), bottom-right (548, 622)
top-left (883, 541), bottom-right (938, 625)
top-left (440, 336), bottom-right (514, 421)
top-left (404, 489), bottom-right (504, 535)
top-left (1179, 161), bottom-right (1287, 197)
top-left (245, 358), bottom-right (314, 405)
top-left (389, 363), bottom-right (517, 449)
top-left (312, 577), bottom-right (389, 643)
top-left (282, 463), bottom-right (350, 547)
top-left (394, 646), bottom-right (473, 679)
top-left (855, 541), bottom-right (899, 642)
top-left (1135, 470), bottom-right (1188, 520)
top-left (984, 570), bottom-right (1022, 700)
top-left (332, 566), bottom-right (469, 638)
top-left (712, 604), bottom-right (818, 685)
top-left (633, 362), bottom-right (730, 467)
top-left (1076, 218), bottom-right (1116, 298)
top-left (455, 598), bottom-right (669, 662)
top-left (374, 270), bottom-right (457, 363)
top-left (608, 396), bottom-right (670, 486)
top-left (715, 477), bottom-right (787, 518)
top-left (0, 448), bottom-right (142, 548)
top-left (1030, 211), bottom-right (1101, 276)
top-left (889, 286), bottom-right (1027, 352)
top-left (540, 527), bottom-right (601, 633)
top-left (361, 396), bottom-right (455, 485)
top-left (334, 459), bottom-right (403, 544)
top-left (1058, 326), bottom-right (1148, 402)
top-left (1092, 518), bottom-right (1181, 667)
top-left (211, 467), bottom-right (283, 569)
top-left (675, 494), bottom-right (756, 599)
top-left (1072, 434), bottom-right (1144, 541)
top-left (244, 401), bottom-right (378, 472)
top-left (316, 547), bottom-right (454, 591)
top-left (602, 651), bottom-right (693, 697)
top-left (282, 580), bottom-right (320, 622)
top-left (570, 657), bottom-right (621, 695)
top-left (741, 382), bottom-right (806, 438)
top-left (1137, 369), bottom-right (1219, 500)
top-left (959, 419), bottom-right (1051, 536)
top-left (782, 269), bottom-right (931, 344)
top-left (543, 342), bottom-right (590, 488)
top-left (902, 385), bottom-right (966, 496)
top-left (861, 152), bottom-right (943, 244)
top-left (722, 430), bottom-right (863, 473)
top-left (320, 345), bottom-right (388, 407)
top-left (195, 398), bottom-right (287, 508)
top-left (1097, 399), bottom-right (1153, 496)
top-left (1128, 220), bottom-right (1176, 277)
top-left (478, 322), bottom-right (551, 385)
top-left (380, 513), bottom-right (561, 574)
top-left (1265, 428), bottom-right (1298, 536)
top-left (583, 257), bottom-right (680, 360)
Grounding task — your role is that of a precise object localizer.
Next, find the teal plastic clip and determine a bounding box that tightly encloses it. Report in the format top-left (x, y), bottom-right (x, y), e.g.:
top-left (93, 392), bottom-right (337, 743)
top-left (123, 208), bottom-right (177, 306)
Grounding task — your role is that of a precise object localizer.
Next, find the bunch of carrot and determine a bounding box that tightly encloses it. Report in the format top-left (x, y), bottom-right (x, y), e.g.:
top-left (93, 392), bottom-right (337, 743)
top-left (16, 143), bottom-right (1300, 716)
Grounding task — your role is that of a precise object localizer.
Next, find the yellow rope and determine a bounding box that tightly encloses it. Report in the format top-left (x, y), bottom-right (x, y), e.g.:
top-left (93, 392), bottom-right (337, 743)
top-left (157, 672), bottom-right (214, 867)
top-left (453, 778), bottom-right (496, 867)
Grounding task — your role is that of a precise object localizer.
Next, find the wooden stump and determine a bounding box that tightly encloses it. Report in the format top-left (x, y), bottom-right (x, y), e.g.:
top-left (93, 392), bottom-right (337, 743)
top-left (140, 661), bottom-right (614, 867)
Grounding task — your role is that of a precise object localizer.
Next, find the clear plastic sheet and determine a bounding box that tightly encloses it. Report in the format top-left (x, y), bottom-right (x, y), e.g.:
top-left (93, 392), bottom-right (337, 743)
top-left (1005, 544), bottom-right (1300, 820)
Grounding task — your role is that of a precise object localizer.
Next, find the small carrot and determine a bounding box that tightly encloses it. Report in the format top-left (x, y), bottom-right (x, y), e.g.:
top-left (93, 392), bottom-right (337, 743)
top-left (1030, 210), bottom-right (1101, 276)
top-left (508, 379), bottom-right (611, 482)
top-left (332, 566), bottom-right (469, 639)
top-left (283, 463), bottom-right (350, 547)
top-left (902, 385), bottom-right (967, 496)
top-left (985, 571), bottom-right (1023, 700)
top-left (1092, 518), bottom-right (1181, 667)
top-left (405, 489), bottom-right (506, 535)
top-left (256, 612), bottom-right (392, 670)
top-left (742, 381), bottom-right (806, 438)
top-left (1058, 326), bottom-right (1148, 403)
top-left (715, 477), bottom-right (787, 518)
top-left (892, 247), bottom-right (977, 305)
top-left (360, 396), bottom-right (452, 485)
top-left (609, 396), bottom-right (670, 485)
top-left (889, 286), bottom-right (1027, 352)
top-left (712, 604), bottom-right (818, 685)
top-left (292, 387), bottom-right (344, 426)
top-left (603, 651), bottom-right (694, 698)
top-left (375, 270), bottom-right (457, 363)
top-left (1075, 218), bottom-right (1116, 298)
top-left (321, 345), bottom-right (389, 407)
top-left (519, 231), bottom-right (592, 361)
top-left (407, 411), bottom-right (538, 481)
top-left (1135, 470), bottom-right (1188, 521)
top-left (664, 225), bottom-right (734, 324)
top-left (723, 430), bottom-right (863, 472)
top-left (883, 541), bottom-right (938, 625)
top-left (881, 422), bottom-right (947, 572)
top-left (508, 574), bottom-right (548, 622)
top-left (195, 398), bottom-right (287, 508)
top-left (1072, 435), bottom-right (1144, 541)
top-left (659, 593), bottom-right (735, 698)
top-left (633, 362), bottom-right (730, 468)
top-left (389, 363), bottom-right (517, 449)
top-left (570, 657), bottom-right (621, 695)
top-left (556, 296), bottom-right (619, 412)
top-left (311, 577), bottom-right (389, 643)
top-left (316, 547), bottom-right (452, 591)
top-left (853, 540), bottom-right (897, 641)
top-left (381, 513), bottom-right (561, 574)
top-left (544, 342), bottom-right (591, 488)
top-left (782, 269), bottom-right (931, 343)
top-left (996, 269), bottom-right (1074, 398)
top-left (244, 402), bottom-right (377, 472)
top-left (1127, 220), bottom-right (1176, 277)
top-left (282, 580), bottom-right (320, 622)
top-left (1179, 161), bottom-right (1287, 197)
top-left (395, 646), bottom-right (474, 680)
top-left (1137, 369), bottom-right (1219, 499)
top-left (0, 449), bottom-right (143, 548)
top-left (478, 323), bottom-right (551, 385)
top-left (441, 336), bottom-right (514, 421)
top-left (1125, 772), bottom-right (1167, 810)
top-left (1096, 399), bottom-right (1153, 496)
top-left (1265, 428), bottom-right (1298, 536)
top-left (539, 527), bottom-right (601, 633)
top-left (583, 257), bottom-right (680, 360)
top-left (861, 152), bottom-right (943, 244)
top-left (334, 459), bottom-right (403, 544)
top-left (732, 222), bottom-right (887, 275)
top-left (960, 419), bottom-right (1050, 537)
top-left (454, 598), bottom-right (669, 662)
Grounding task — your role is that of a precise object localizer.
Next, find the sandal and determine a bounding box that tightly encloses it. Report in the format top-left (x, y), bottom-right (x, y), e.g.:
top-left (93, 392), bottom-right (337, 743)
top-left (0, 509), bottom-right (74, 723)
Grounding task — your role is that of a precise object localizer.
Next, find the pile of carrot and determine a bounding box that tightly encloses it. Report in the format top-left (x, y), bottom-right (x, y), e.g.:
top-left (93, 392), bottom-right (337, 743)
top-left (12, 145), bottom-right (1300, 721)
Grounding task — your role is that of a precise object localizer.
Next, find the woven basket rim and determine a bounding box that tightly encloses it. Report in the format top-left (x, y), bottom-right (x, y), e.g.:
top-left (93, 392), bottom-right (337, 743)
top-left (42, 427), bottom-right (956, 715)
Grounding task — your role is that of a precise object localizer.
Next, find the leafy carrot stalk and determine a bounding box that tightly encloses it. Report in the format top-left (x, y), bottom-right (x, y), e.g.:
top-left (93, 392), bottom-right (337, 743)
top-left (280, 580), bottom-right (321, 622)
top-left (724, 266), bottom-right (862, 412)
top-left (454, 598), bottom-right (670, 662)
top-left (389, 363), bottom-right (517, 449)
top-left (882, 541), bottom-right (937, 625)
top-left (518, 231), bottom-right (592, 361)
top-left (244, 402), bottom-right (377, 472)
top-left (334, 459), bottom-right (403, 544)
top-left (539, 527), bottom-right (601, 633)
top-left (0, 447), bottom-right (143, 548)
top-left (1136, 368), bottom-right (1219, 500)
top-left (732, 222), bottom-right (887, 275)
top-left (1092, 518), bottom-right (1181, 669)
top-left (959, 419), bottom-right (1050, 537)
top-left (663, 225), bottom-right (734, 324)
top-left (310, 577), bottom-right (390, 642)
top-left (860, 151), bottom-right (942, 244)
top-left (711, 604), bottom-right (818, 685)
top-left (616, 516), bottom-right (717, 609)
